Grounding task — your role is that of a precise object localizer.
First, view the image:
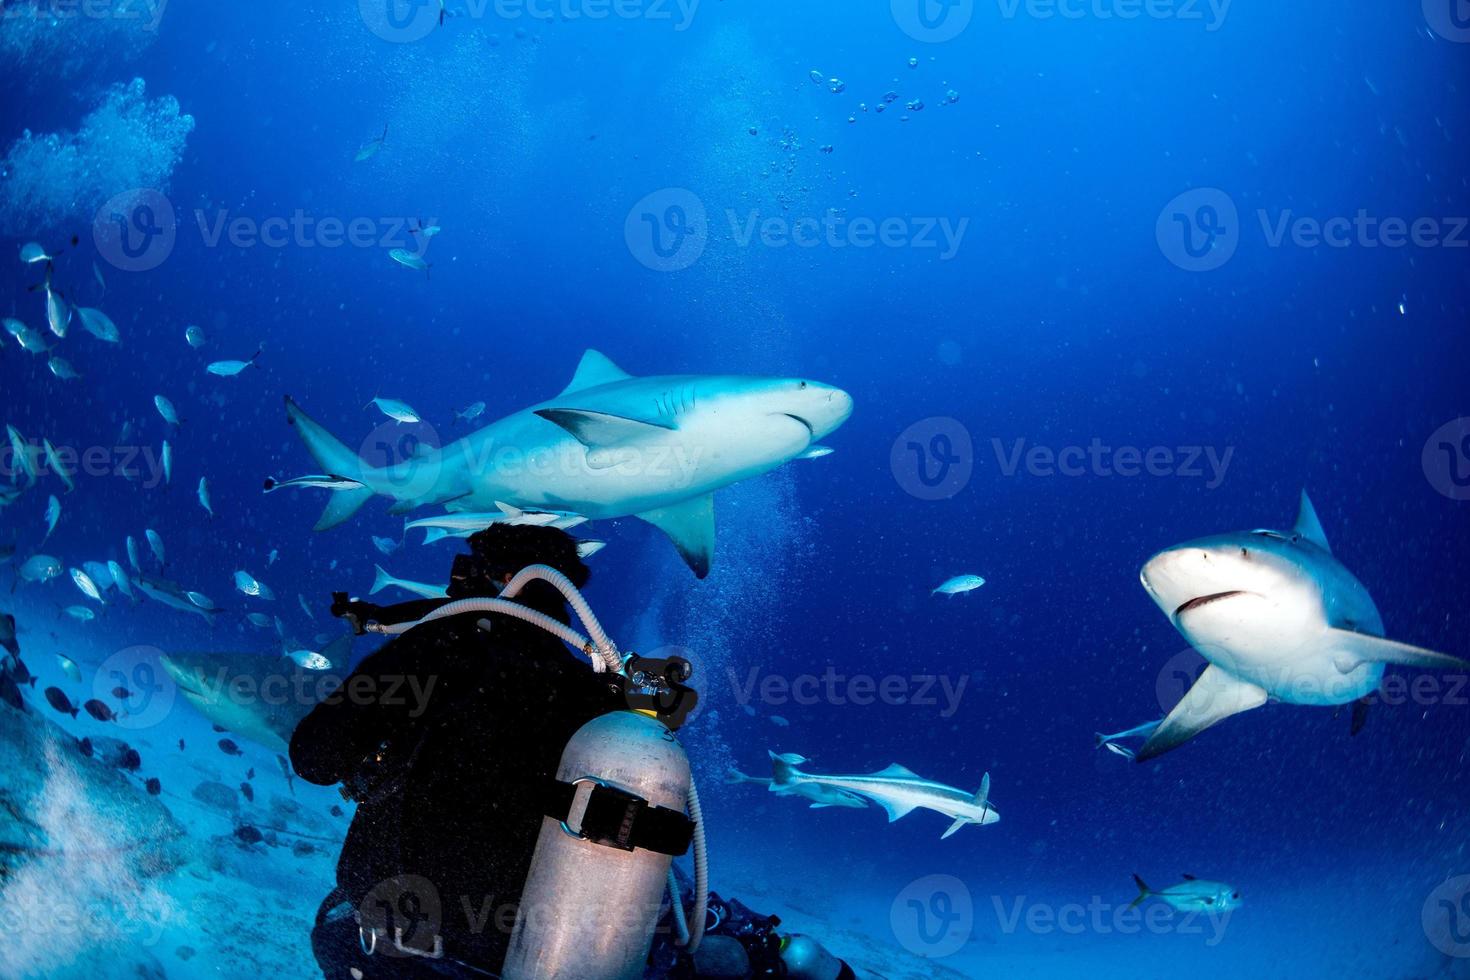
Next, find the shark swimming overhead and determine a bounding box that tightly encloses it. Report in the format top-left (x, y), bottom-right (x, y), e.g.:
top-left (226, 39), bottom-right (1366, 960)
top-left (281, 350), bottom-right (854, 577)
top-left (1135, 491), bottom-right (1470, 762)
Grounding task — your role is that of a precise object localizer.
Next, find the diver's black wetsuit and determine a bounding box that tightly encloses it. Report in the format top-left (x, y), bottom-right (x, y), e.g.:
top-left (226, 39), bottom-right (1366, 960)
top-left (291, 583), bottom-right (618, 977)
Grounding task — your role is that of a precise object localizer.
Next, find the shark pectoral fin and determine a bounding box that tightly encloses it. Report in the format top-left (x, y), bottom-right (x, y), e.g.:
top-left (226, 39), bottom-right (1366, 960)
top-left (535, 408), bottom-right (673, 452)
top-left (558, 350), bottom-right (633, 396)
top-left (875, 798), bottom-right (919, 823)
top-left (314, 486), bottom-right (375, 531)
top-left (636, 495), bottom-right (715, 578)
top-left (1136, 665), bottom-right (1268, 762)
top-left (1328, 629), bottom-right (1470, 670)
top-left (940, 816), bottom-right (969, 840)
top-left (386, 499), bottom-right (418, 516)
top-left (809, 803), bottom-right (833, 809)
top-left (1294, 490), bottom-right (1331, 552)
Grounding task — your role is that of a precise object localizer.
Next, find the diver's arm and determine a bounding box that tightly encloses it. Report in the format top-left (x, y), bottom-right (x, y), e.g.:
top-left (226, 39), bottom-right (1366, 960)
top-left (288, 631), bottom-right (445, 786)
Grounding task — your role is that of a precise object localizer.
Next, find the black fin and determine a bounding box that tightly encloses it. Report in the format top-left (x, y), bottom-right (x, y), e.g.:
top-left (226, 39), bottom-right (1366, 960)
top-left (1350, 697), bottom-right (1370, 737)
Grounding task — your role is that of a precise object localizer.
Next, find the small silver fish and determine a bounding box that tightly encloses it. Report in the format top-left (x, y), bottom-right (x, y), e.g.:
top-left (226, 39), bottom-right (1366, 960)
top-left (206, 348), bottom-right (262, 377)
top-left (185, 325), bottom-right (206, 348)
top-left (47, 356), bottom-right (81, 380)
top-left (933, 575), bottom-right (986, 597)
top-left (20, 554), bottom-right (61, 583)
top-left (19, 242), bottom-right (56, 264)
top-left (367, 397), bottom-right (420, 424)
top-left (198, 477), bottom-right (214, 516)
top-left (146, 529), bottom-right (166, 566)
top-left (154, 395), bottom-right (181, 426)
top-left (56, 654), bottom-right (82, 682)
top-left (388, 249), bottom-right (430, 276)
top-left (64, 606), bottom-right (96, 622)
top-left (43, 495), bottom-right (60, 541)
top-left (234, 570), bottom-right (275, 600)
top-left (126, 536), bottom-right (141, 572)
top-left (76, 307), bottom-right (120, 343)
top-left (43, 439), bottom-right (74, 493)
top-left (71, 567), bottom-right (105, 603)
top-left (161, 440), bottom-right (173, 485)
top-left (45, 287), bottom-right (69, 339)
top-left (355, 124), bottom-right (388, 162)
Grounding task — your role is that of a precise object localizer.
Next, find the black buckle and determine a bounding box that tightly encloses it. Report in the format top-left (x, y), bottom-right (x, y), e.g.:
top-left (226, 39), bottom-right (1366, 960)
top-left (544, 777), bottom-right (693, 856)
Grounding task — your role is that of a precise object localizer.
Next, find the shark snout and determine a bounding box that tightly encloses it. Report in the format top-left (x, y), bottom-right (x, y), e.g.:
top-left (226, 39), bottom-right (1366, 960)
top-left (800, 384), bottom-right (853, 440)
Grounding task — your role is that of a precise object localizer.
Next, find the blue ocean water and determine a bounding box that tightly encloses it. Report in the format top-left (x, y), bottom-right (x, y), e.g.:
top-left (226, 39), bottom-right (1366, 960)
top-left (1, 1), bottom-right (1469, 977)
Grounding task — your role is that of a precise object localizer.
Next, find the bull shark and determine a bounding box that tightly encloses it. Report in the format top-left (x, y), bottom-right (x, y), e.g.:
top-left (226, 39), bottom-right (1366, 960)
top-left (1136, 491), bottom-right (1470, 761)
top-left (283, 350), bottom-right (853, 577)
top-left (158, 635), bottom-right (357, 752)
top-left (768, 752), bottom-right (998, 839)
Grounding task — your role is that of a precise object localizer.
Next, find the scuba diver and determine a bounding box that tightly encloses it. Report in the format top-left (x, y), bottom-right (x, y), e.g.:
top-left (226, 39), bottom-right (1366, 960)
top-left (292, 524), bottom-right (854, 979)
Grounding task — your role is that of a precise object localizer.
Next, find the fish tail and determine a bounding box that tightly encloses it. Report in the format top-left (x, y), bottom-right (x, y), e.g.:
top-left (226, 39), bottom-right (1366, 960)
top-left (1129, 874), bottom-right (1150, 910)
top-left (371, 565), bottom-right (394, 596)
top-left (767, 751), bottom-right (803, 787)
top-left (263, 477), bottom-right (277, 492)
top-left (1095, 732), bottom-right (1106, 749)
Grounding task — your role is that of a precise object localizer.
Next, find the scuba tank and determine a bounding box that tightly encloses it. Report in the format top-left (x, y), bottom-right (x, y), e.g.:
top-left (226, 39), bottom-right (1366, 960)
top-left (503, 709), bottom-right (694, 979)
top-left (780, 934), bottom-right (856, 980)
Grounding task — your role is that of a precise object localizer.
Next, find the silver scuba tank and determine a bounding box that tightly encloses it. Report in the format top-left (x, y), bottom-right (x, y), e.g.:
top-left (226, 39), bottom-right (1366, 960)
top-left (503, 710), bottom-right (692, 980)
top-left (780, 934), bottom-right (851, 980)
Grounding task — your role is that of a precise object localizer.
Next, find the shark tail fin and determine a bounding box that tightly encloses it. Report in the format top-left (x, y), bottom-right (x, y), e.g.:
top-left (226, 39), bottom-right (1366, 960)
top-left (724, 769), bottom-right (749, 785)
top-left (370, 565), bottom-right (395, 597)
top-left (1130, 875), bottom-right (1151, 910)
top-left (284, 397), bottom-right (378, 530)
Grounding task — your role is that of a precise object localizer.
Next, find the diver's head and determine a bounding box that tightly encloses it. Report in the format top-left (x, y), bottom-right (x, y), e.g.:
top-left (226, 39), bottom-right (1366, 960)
top-left (451, 524), bottom-right (592, 619)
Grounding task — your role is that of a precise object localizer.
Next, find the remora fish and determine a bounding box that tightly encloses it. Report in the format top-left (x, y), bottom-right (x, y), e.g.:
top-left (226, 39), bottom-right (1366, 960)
top-left (767, 753), bottom-right (998, 839)
top-left (726, 767), bottom-right (868, 809)
top-left (1135, 491), bottom-right (1470, 761)
top-left (282, 350), bottom-right (853, 577)
top-left (1094, 719), bottom-right (1163, 760)
top-left (262, 474), bottom-right (367, 493)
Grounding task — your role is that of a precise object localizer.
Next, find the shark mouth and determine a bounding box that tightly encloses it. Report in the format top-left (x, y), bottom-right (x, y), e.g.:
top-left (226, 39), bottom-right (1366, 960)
top-left (1173, 590), bottom-right (1249, 620)
top-left (783, 414), bottom-right (815, 439)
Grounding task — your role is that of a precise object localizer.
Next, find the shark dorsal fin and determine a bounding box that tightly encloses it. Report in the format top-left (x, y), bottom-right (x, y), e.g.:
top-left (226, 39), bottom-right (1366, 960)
top-left (559, 350), bottom-right (632, 396)
top-left (1294, 491), bottom-right (1330, 553)
top-left (875, 763), bottom-right (920, 780)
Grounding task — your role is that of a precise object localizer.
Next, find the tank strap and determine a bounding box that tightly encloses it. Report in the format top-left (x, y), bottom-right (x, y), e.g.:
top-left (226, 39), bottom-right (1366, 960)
top-left (542, 778), bottom-right (694, 856)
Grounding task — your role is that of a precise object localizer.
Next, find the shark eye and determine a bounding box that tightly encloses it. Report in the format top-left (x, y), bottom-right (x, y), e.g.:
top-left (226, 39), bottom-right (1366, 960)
top-left (1232, 892), bottom-right (1240, 899)
top-left (1204, 897), bottom-right (1215, 905)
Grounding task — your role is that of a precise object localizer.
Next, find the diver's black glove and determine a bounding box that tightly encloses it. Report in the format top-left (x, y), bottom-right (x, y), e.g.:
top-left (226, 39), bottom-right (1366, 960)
top-left (331, 592), bottom-right (381, 635)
